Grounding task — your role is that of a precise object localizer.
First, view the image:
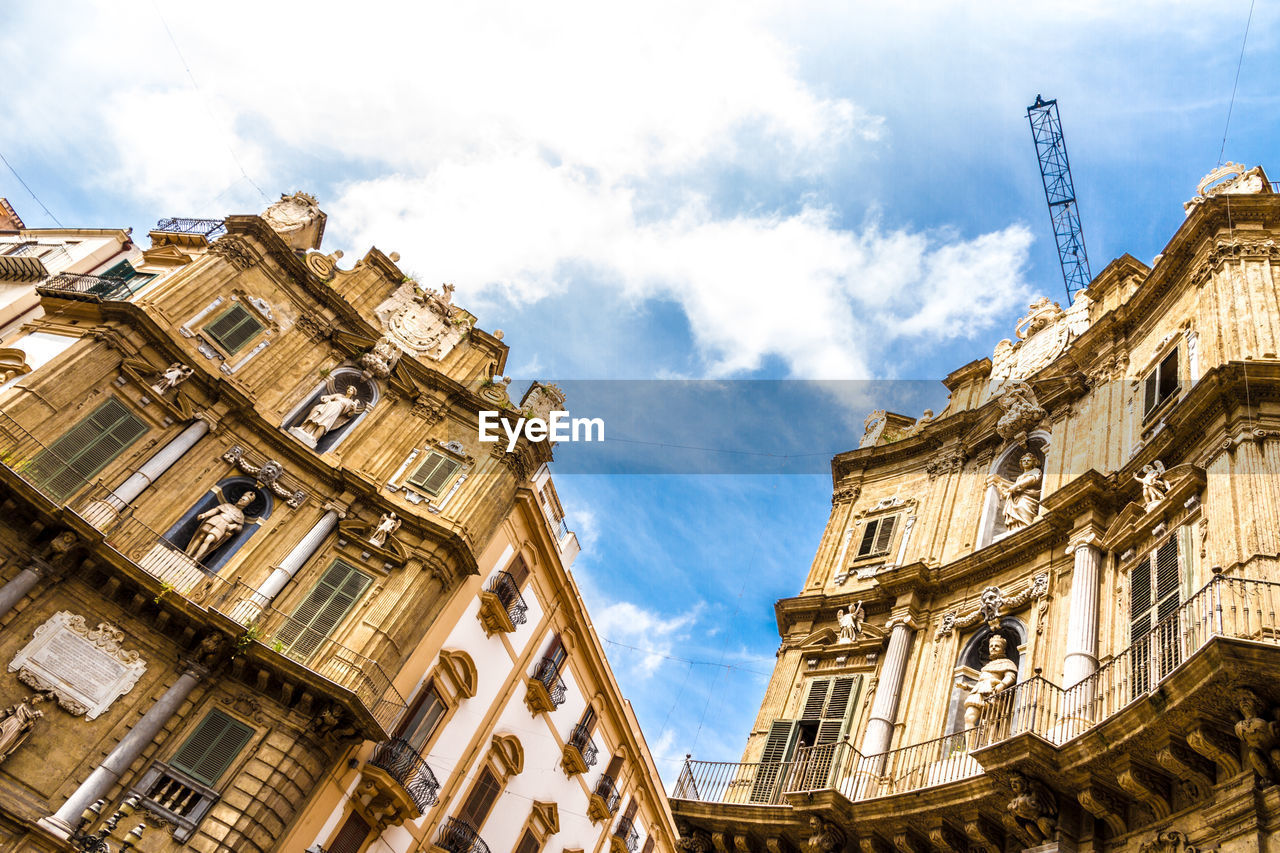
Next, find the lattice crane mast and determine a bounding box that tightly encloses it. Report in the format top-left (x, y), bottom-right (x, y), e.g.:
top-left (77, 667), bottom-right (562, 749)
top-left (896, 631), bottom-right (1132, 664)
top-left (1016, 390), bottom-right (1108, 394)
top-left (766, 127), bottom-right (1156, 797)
top-left (1027, 95), bottom-right (1092, 302)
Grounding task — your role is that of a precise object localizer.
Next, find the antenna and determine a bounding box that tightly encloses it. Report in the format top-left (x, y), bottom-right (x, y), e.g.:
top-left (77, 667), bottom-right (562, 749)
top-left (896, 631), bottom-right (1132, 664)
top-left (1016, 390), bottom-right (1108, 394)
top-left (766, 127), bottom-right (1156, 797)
top-left (1027, 95), bottom-right (1092, 301)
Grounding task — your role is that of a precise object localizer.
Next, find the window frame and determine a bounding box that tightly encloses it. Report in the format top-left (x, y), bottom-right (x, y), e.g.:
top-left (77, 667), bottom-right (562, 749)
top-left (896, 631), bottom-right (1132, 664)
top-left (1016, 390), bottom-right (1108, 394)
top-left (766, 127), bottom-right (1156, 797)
top-left (202, 303), bottom-right (266, 356)
top-left (406, 450), bottom-right (463, 497)
top-left (167, 709), bottom-right (256, 787)
top-left (1140, 342), bottom-right (1181, 423)
top-left (28, 396), bottom-right (148, 502)
top-left (274, 558), bottom-right (372, 662)
top-left (852, 512), bottom-right (900, 562)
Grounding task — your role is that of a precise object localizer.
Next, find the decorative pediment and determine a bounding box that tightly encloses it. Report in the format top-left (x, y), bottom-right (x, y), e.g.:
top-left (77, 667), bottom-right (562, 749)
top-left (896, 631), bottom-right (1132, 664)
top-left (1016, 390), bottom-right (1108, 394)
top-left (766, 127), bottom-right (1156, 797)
top-left (529, 800), bottom-right (559, 836)
top-left (336, 518), bottom-right (408, 569)
top-left (140, 243), bottom-right (195, 267)
top-left (436, 649), bottom-right (477, 700)
top-left (490, 733), bottom-right (524, 780)
top-left (798, 621), bottom-right (886, 656)
top-left (1102, 463), bottom-right (1205, 556)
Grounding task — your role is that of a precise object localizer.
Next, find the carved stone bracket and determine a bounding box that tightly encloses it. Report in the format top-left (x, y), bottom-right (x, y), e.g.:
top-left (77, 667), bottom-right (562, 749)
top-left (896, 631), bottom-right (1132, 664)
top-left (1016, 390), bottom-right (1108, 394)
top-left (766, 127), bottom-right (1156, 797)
top-left (222, 445), bottom-right (308, 507)
top-left (1186, 721), bottom-right (1242, 777)
top-left (1077, 782), bottom-right (1128, 836)
top-left (1139, 830), bottom-right (1204, 853)
top-left (1115, 759), bottom-right (1172, 820)
top-left (935, 572), bottom-right (1049, 638)
top-left (1155, 737), bottom-right (1216, 799)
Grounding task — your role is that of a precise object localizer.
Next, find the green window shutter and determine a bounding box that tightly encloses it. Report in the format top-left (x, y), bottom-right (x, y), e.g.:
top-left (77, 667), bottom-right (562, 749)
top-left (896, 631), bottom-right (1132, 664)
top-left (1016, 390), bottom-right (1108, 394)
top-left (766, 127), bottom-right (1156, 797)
top-left (30, 398), bottom-right (147, 501)
top-left (749, 720), bottom-right (798, 803)
top-left (873, 515), bottom-right (897, 555)
top-left (406, 451), bottom-right (461, 496)
top-left (276, 560), bottom-right (371, 661)
top-left (801, 679), bottom-right (830, 720)
top-left (815, 676), bottom-right (858, 746)
top-left (169, 710), bottom-right (254, 786)
top-left (203, 304), bottom-right (264, 355)
top-left (856, 519), bottom-right (879, 558)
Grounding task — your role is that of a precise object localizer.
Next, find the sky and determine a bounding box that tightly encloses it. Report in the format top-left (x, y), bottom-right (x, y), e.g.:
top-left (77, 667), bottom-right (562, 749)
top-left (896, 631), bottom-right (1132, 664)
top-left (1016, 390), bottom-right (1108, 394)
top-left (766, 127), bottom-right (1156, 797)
top-left (4, 1), bottom-right (1280, 787)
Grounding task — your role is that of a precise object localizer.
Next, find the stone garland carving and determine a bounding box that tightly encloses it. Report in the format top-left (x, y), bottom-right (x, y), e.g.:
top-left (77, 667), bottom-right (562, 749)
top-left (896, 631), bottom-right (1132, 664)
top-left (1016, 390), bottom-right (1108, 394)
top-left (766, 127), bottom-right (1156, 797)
top-left (926, 448), bottom-right (966, 480)
top-left (295, 312), bottom-right (333, 343)
top-left (222, 446), bottom-right (307, 508)
top-left (832, 484), bottom-right (861, 505)
top-left (1006, 772), bottom-right (1058, 845)
top-left (8, 611), bottom-right (147, 719)
top-left (411, 394), bottom-right (447, 424)
top-left (208, 235), bottom-right (261, 271)
top-left (1135, 460), bottom-right (1171, 510)
top-left (995, 381), bottom-right (1047, 444)
top-left (935, 573), bottom-right (1049, 639)
top-left (0, 693), bottom-right (48, 763)
top-left (1086, 353), bottom-right (1128, 388)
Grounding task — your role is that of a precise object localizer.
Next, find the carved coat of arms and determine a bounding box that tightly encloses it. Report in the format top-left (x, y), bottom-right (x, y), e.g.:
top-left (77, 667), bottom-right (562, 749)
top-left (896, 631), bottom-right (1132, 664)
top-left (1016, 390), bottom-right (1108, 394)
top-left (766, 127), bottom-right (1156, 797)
top-left (989, 294), bottom-right (1091, 391)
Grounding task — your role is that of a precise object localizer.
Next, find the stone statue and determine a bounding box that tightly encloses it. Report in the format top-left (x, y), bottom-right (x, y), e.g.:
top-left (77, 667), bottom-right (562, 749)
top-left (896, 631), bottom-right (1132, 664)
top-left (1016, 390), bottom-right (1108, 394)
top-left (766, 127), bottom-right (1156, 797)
top-left (1234, 688), bottom-right (1280, 783)
top-left (296, 385), bottom-right (365, 445)
top-left (0, 693), bottom-right (46, 763)
top-left (368, 512), bottom-right (401, 548)
top-left (995, 381), bottom-right (1047, 444)
top-left (1135, 460), bottom-right (1170, 510)
top-left (360, 334), bottom-right (400, 378)
top-left (991, 453), bottom-right (1042, 531)
top-left (185, 491), bottom-right (255, 563)
top-left (150, 362), bottom-right (193, 394)
top-left (837, 601), bottom-right (865, 643)
top-left (806, 815), bottom-right (844, 853)
top-left (1007, 772), bottom-right (1058, 843)
top-left (959, 635), bottom-right (1019, 731)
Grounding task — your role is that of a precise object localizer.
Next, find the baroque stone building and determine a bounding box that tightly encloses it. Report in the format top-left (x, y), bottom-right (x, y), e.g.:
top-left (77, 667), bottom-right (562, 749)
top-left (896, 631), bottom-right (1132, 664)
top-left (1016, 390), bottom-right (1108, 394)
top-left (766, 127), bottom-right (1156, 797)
top-left (0, 196), bottom-right (675, 852)
top-left (672, 164), bottom-right (1280, 853)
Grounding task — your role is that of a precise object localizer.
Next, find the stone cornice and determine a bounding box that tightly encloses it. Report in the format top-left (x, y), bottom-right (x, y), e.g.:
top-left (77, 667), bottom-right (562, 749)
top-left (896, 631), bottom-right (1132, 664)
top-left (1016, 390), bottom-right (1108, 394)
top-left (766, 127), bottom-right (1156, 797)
top-left (773, 587), bottom-right (895, 639)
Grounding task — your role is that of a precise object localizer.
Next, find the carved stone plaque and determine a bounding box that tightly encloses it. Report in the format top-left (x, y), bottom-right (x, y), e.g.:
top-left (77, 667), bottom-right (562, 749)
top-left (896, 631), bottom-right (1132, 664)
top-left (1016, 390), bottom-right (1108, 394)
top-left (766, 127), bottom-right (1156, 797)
top-left (8, 611), bottom-right (146, 719)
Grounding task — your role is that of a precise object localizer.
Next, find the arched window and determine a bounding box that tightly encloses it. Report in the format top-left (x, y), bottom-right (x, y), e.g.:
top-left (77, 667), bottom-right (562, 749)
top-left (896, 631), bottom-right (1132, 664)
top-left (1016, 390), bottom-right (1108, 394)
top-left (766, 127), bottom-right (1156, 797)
top-left (977, 434), bottom-right (1049, 548)
top-left (943, 617), bottom-right (1027, 737)
top-left (281, 367), bottom-right (379, 454)
top-left (160, 477), bottom-right (273, 572)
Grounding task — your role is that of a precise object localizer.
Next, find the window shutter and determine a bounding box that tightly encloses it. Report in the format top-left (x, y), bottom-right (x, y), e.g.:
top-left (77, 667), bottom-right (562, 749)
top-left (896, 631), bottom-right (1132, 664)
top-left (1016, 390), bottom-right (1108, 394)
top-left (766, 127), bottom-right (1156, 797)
top-left (1129, 557), bottom-right (1152, 642)
top-left (578, 705), bottom-right (597, 733)
top-left (407, 451), bottom-right (461, 496)
top-left (328, 811), bottom-right (372, 853)
top-left (1154, 537), bottom-right (1180, 619)
top-left (399, 681), bottom-right (446, 751)
top-left (622, 797), bottom-right (638, 820)
top-left (458, 767), bottom-right (501, 828)
top-left (32, 397), bottom-right (147, 501)
top-left (277, 560), bottom-right (371, 661)
top-left (100, 259), bottom-right (136, 281)
top-left (169, 710), bottom-right (254, 786)
top-left (507, 555), bottom-right (531, 587)
top-left (514, 830), bottom-right (541, 853)
top-left (815, 676), bottom-right (858, 745)
top-left (204, 304), bottom-right (264, 355)
top-left (749, 720), bottom-right (798, 802)
top-left (604, 753), bottom-right (624, 777)
top-left (873, 515), bottom-right (897, 555)
top-left (856, 520), bottom-right (879, 558)
top-left (801, 679), bottom-right (831, 720)
top-left (642, 837), bottom-right (655, 853)
top-left (1143, 371), bottom-right (1158, 415)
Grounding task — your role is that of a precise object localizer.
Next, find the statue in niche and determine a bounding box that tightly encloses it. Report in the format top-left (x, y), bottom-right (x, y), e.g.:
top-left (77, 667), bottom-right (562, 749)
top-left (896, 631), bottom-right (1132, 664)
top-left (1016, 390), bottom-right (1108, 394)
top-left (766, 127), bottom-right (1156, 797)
top-left (368, 512), bottom-right (401, 548)
top-left (1007, 772), bottom-right (1058, 844)
top-left (959, 634), bottom-right (1018, 731)
top-left (1135, 460), bottom-right (1170, 510)
top-left (836, 601), bottom-right (865, 643)
top-left (150, 362), bottom-right (193, 394)
top-left (990, 453), bottom-right (1042, 531)
top-left (0, 693), bottom-right (47, 763)
top-left (1234, 688), bottom-right (1280, 783)
top-left (296, 385), bottom-right (366, 446)
top-left (185, 491), bottom-right (256, 563)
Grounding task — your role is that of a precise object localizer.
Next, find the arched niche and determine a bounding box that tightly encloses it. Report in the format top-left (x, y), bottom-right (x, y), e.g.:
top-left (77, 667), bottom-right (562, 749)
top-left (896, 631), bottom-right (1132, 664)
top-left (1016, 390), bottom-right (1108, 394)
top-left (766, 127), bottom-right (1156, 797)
top-left (977, 432), bottom-right (1050, 548)
top-left (281, 367), bottom-right (379, 454)
top-left (944, 617), bottom-right (1027, 737)
top-left (161, 477), bottom-right (273, 572)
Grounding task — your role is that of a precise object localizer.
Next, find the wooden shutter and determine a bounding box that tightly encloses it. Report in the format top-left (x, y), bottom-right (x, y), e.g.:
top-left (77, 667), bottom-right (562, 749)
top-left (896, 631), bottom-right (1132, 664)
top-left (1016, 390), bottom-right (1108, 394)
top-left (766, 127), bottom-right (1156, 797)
top-left (514, 829), bottom-right (541, 853)
top-left (578, 704), bottom-right (597, 733)
top-left (622, 796), bottom-right (638, 819)
top-left (399, 680), bottom-right (446, 751)
top-left (545, 634), bottom-right (566, 669)
top-left (169, 710), bottom-right (254, 786)
top-left (856, 519), bottom-right (879, 558)
top-left (407, 451), bottom-right (461, 496)
top-left (642, 837), bottom-right (655, 853)
top-left (328, 811), bottom-right (372, 853)
top-left (1129, 556), bottom-right (1153, 642)
top-left (507, 554), bottom-right (531, 587)
top-left (204, 304), bottom-right (264, 354)
top-left (801, 679), bottom-right (831, 720)
top-left (1143, 370), bottom-right (1158, 416)
top-left (749, 720), bottom-right (798, 802)
top-left (31, 397), bottom-right (147, 501)
top-left (1154, 538), bottom-right (1180, 619)
top-left (873, 516), bottom-right (897, 554)
top-left (277, 560), bottom-right (371, 661)
top-left (604, 753), bottom-right (624, 777)
top-left (458, 766), bottom-right (501, 828)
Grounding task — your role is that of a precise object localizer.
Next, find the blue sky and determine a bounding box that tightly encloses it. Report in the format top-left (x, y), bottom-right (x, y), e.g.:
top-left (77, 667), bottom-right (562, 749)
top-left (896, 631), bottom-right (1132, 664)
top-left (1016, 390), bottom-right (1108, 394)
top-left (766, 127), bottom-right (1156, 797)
top-left (5, 1), bottom-right (1280, 784)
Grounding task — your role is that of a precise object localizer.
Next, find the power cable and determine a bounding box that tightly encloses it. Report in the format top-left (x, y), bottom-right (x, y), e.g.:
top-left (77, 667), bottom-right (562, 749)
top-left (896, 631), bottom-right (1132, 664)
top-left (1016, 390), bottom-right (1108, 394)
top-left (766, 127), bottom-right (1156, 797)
top-left (1218, 0), bottom-right (1256, 167)
top-left (0, 150), bottom-right (63, 226)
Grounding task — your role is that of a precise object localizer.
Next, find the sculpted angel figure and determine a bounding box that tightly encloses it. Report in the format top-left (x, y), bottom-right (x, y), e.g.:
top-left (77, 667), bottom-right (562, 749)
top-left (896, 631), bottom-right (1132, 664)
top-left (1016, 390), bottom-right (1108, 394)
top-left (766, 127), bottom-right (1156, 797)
top-left (368, 512), bottom-right (401, 548)
top-left (990, 453), bottom-right (1042, 531)
top-left (0, 693), bottom-right (46, 763)
top-left (299, 385), bottom-right (365, 441)
top-left (959, 634), bottom-right (1019, 731)
top-left (837, 601), bottom-right (865, 643)
top-left (185, 491), bottom-right (256, 563)
top-left (1007, 772), bottom-right (1058, 843)
top-left (1234, 688), bottom-right (1280, 782)
top-left (151, 362), bottom-right (193, 394)
top-left (1135, 460), bottom-right (1169, 508)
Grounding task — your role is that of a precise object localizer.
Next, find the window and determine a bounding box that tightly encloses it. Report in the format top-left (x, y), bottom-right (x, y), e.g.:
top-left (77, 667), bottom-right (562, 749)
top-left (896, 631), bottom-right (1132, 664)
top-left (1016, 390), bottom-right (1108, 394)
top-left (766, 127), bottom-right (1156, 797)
top-left (507, 554), bottom-right (531, 589)
top-left (29, 397), bottom-right (147, 501)
top-left (855, 514), bottom-right (898, 560)
top-left (642, 837), bottom-right (655, 853)
top-left (577, 705), bottom-right (596, 734)
top-left (203, 303), bottom-right (265, 355)
top-left (514, 829), bottom-right (541, 853)
top-left (99, 258), bottom-right (152, 286)
top-left (275, 560), bottom-right (371, 661)
top-left (749, 720), bottom-right (799, 803)
top-left (545, 633), bottom-right (567, 670)
top-left (1129, 536), bottom-right (1182, 694)
top-left (169, 711), bottom-right (254, 786)
top-left (399, 680), bottom-right (447, 752)
top-left (1142, 347), bottom-right (1180, 419)
top-left (328, 812), bottom-right (372, 853)
top-left (458, 766), bottom-right (502, 830)
top-left (406, 451), bottom-right (462, 496)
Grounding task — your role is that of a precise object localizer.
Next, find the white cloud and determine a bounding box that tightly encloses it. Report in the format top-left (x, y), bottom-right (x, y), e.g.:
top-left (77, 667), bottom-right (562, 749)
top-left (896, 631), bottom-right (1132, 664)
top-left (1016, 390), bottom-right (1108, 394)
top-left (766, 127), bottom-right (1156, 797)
top-left (591, 600), bottom-right (702, 677)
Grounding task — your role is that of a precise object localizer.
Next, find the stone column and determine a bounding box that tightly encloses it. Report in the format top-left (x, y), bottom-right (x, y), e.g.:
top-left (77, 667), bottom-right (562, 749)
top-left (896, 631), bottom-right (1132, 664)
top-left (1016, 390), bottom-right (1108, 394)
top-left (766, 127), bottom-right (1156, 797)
top-left (1063, 532), bottom-right (1103, 687)
top-left (860, 615), bottom-right (916, 758)
top-left (233, 508), bottom-right (340, 621)
top-left (81, 419), bottom-right (210, 528)
top-left (0, 562), bottom-right (48, 615)
top-left (42, 665), bottom-right (207, 838)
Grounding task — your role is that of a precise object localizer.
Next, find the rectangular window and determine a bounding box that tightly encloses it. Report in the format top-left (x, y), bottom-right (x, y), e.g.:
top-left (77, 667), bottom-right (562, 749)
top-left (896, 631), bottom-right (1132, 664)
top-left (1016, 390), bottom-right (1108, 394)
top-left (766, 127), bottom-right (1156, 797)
top-left (406, 450), bottom-right (461, 496)
top-left (399, 680), bottom-right (446, 752)
top-left (544, 633), bottom-right (566, 670)
top-left (97, 258), bottom-right (154, 295)
top-left (458, 766), bottom-right (501, 830)
top-left (203, 303), bottom-right (265, 355)
top-left (577, 705), bottom-right (597, 734)
top-left (507, 554), bottom-right (531, 588)
top-left (328, 811), bottom-right (372, 853)
top-left (855, 514), bottom-right (897, 559)
top-left (169, 710), bottom-right (254, 787)
top-left (1129, 536), bottom-right (1182, 694)
top-left (1142, 347), bottom-right (1180, 418)
top-left (514, 829), bottom-right (541, 853)
top-left (642, 837), bottom-right (655, 853)
top-left (29, 397), bottom-right (148, 501)
top-left (275, 560), bottom-right (371, 662)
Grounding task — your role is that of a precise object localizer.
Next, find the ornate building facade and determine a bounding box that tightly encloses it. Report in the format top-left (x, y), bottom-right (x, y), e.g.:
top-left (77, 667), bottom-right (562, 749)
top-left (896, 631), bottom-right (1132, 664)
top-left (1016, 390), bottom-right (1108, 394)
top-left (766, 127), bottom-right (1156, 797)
top-left (672, 164), bottom-right (1280, 853)
top-left (0, 196), bottom-right (675, 852)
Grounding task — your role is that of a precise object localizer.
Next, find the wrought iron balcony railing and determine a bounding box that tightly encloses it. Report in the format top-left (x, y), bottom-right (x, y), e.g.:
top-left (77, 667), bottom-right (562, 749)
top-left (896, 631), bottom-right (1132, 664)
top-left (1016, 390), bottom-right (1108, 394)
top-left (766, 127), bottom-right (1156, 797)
top-left (568, 722), bottom-right (599, 768)
top-left (593, 773), bottom-right (622, 814)
top-left (37, 272), bottom-right (138, 302)
top-left (532, 657), bottom-right (567, 708)
top-left (436, 817), bottom-right (490, 853)
top-left (130, 761), bottom-right (220, 843)
top-left (674, 572), bottom-right (1280, 807)
top-left (614, 816), bottom-right (640, 853)
top-left (154, 217), bottom-right (228, 239)
top-left (487, 570), bottom-right (528, 626)
top-left (369, 738), bottom-right (440, 813)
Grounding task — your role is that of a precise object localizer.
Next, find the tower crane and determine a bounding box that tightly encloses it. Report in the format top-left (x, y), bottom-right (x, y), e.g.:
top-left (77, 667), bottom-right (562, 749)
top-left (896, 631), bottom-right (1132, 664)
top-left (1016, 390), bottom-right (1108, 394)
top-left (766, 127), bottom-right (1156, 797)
top-left (1027, 95), bottom-right (1092, 302)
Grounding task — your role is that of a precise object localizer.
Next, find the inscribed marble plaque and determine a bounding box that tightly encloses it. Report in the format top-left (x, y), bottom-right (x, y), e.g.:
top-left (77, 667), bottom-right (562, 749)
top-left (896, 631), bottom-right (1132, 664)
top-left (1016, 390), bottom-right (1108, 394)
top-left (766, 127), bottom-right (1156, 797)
top-left (8, 611), bottom-right (146, 719)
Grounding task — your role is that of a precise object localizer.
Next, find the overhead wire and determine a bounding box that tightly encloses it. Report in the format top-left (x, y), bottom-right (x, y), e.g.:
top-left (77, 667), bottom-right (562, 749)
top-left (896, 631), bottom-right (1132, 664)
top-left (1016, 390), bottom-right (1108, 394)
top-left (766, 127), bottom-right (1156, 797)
top-left (0, 150), bottom-right (63, 226)
top-left (1217, 0), bottom-right (1256, 167)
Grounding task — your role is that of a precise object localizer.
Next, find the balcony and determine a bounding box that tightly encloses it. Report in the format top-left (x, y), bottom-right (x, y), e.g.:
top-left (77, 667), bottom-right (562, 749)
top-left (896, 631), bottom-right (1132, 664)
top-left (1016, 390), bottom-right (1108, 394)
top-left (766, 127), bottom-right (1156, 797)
top-left (154, 218), bottom-right (228, 239)
top-left (611, 816), bottom-right (640, 853)
top-left (476, 570), bottom-right (528, 636)
top-left (525, 657), bottom-right (567, 715)
top-left (561, 722), bottom-right (599, 777)
top-left (433, 817), bottom-right (489, 853)
top-left (129, 762), bottom-right (220, 843)
top-left (37, 272), bottom-right (139, 302)
top-left (354, 738), bottom-right (440, 829)
top-left (587, 773), bottom-right (621, 824)
top-left (0, 411), bottom-right (407, 740)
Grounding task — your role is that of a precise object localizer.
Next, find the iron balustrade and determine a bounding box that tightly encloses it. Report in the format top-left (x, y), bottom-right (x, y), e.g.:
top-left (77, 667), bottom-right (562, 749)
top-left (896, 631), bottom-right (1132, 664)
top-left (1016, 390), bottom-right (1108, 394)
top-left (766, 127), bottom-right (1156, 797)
top-left (614, 816), bottom-right (640, 852)
top-left (593, 773), bottom-right (622, 814)
top-left (37, 272), bottom-right (138, 301)
top-left (369, 738), bottom-right (441, 812)
top-left (674, 572), bottom-right (1280, 807)
top-left (532, 657), bottom-right (567, 708)
top-left (568, 722), bottom-right (599, 768)
top-left (154, 218), bottom-right (228, 239)
top-left (130, 761), bottom-right (220, 842)
top-left (486, 570), bottom-right (528, 626)
top-left (436, 817), bottom-right (490, 853)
